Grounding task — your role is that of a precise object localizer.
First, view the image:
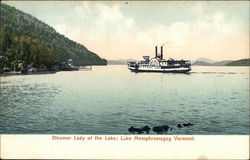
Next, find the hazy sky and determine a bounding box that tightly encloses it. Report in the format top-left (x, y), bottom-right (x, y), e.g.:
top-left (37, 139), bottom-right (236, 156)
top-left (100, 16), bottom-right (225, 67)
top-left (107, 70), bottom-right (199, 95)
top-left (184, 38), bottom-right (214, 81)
top-left (4, 1), bottom-right (249, 61)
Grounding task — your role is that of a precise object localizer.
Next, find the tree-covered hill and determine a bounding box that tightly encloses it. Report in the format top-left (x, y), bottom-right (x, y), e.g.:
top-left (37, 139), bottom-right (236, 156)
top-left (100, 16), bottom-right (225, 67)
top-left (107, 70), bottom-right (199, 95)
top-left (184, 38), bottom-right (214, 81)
top-left (0, 3), bottom-right (106, 72)
top-left (225, 58), bottom-right (250, 66)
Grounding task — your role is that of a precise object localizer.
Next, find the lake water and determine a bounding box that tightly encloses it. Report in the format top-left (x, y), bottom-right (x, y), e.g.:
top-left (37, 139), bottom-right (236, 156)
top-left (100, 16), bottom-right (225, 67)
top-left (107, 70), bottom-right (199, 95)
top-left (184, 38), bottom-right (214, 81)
top-left (0, 65), bottom-right (249, 134)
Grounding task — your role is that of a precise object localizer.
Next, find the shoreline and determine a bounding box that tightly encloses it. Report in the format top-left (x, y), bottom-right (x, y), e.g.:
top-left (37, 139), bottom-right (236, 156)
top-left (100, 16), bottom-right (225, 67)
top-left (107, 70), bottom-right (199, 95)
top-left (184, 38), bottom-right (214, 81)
top-left (0, 71), bottom-right (58, 77)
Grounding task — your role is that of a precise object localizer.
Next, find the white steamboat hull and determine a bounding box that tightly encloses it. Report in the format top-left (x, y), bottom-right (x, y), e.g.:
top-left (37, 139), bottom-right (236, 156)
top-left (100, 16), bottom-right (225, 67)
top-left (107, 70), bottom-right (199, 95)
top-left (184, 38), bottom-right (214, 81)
top-left (128, 66), bottom-right (191, 73)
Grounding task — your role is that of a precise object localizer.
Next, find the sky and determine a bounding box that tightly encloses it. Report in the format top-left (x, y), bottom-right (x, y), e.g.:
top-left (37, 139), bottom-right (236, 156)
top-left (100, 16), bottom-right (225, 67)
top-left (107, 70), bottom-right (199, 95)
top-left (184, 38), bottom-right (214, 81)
top-left (3, 1), bottom-right (250, 61)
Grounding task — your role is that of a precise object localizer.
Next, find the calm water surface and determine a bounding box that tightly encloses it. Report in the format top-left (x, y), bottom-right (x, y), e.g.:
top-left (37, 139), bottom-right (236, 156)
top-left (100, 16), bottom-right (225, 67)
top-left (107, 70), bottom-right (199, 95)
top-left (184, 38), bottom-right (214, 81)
top-left (0, 66), bottom-right (249, 134)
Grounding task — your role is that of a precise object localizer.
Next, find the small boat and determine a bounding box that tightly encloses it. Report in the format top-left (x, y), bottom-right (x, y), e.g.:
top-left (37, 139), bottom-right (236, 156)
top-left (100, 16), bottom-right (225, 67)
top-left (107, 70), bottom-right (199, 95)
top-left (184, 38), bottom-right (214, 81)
top-left (127, 45), bottom-right (191, 73)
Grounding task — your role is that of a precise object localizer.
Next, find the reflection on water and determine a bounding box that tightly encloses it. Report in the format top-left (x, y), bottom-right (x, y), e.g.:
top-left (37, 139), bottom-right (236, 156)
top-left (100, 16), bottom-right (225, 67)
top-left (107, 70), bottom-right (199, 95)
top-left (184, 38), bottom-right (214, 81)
top-left (0, 66), bottom-right (249, 134)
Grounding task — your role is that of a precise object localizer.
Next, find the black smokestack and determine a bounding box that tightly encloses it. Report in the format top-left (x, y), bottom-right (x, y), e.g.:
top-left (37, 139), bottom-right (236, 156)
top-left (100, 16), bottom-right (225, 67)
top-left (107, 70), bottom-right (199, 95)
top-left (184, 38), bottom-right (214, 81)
top-left (155, 46), bottom-right (158, 58)
top-left (160, 46), bottom-right (163, 59)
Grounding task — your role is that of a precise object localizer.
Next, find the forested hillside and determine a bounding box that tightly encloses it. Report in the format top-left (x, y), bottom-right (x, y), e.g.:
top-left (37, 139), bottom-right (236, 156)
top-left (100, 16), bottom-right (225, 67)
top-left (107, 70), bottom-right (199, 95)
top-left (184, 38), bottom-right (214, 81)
top-left (0, 3), bottom-right (106, 72)
top-left (225, 58), bottom-right (250, 66)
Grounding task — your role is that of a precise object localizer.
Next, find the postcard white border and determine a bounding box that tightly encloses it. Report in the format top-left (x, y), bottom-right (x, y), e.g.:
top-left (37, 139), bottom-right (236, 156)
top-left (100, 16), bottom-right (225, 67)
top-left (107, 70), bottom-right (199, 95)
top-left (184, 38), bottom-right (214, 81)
top-left (1, 135), bottom-right (249, 159)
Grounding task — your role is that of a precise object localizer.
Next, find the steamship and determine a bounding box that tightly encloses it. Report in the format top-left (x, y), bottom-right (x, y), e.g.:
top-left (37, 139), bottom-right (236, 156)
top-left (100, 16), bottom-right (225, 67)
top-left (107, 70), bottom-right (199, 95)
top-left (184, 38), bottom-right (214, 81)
top-left (127, 45), bottom-right (191, 73)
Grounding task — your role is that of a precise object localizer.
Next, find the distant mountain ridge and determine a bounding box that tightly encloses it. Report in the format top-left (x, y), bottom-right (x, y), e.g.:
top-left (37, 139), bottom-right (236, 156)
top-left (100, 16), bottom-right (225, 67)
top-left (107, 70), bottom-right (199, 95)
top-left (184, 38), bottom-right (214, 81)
top-left (192, 58), bottom-right (234, 66)
top-left (107, 59), bottom-right (128, 65)
top-left (195, 58), bottom-right (216, 64)
top-left (0, 3), bottom-right (106, 71)
top-left (107, 59), bottom-right (137, 65)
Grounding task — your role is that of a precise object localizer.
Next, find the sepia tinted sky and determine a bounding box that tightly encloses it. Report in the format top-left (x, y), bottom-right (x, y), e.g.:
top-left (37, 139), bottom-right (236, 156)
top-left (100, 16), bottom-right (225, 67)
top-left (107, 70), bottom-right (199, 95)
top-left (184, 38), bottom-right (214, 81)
top-left (3, 1), bottom-right (249, 61)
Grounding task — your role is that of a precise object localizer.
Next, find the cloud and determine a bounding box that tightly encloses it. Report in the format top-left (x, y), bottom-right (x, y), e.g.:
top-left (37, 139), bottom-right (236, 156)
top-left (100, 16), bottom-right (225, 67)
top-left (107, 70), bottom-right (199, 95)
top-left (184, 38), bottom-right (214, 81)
top-left (54, 2), bottom-right (136, 53)
top-left (191, 2), bottom-right (205, 15)
top-left (53, 2), bottom-right (248, 61)
top-left (94, 3), bottom-right (135, 37)
top-left (97, 4), bottom-right (122, 23)
top-left (59, 2), bottom-right (137, 59)
top-left (129, 9), bottom-right (249, 61)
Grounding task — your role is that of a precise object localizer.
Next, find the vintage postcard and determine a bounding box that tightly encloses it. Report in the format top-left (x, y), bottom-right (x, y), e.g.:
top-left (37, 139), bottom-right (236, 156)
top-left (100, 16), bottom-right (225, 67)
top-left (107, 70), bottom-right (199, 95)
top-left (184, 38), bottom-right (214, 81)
top-left (0, 1), bottom-right (249, 159)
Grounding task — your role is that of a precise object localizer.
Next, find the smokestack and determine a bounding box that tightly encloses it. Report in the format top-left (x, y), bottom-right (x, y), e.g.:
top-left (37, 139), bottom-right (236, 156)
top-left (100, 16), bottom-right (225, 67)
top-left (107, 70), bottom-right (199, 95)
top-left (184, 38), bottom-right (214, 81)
top-left (155, 46), bottom-right (158, 58)
top-left (160, 46), bottom-right (163, 59)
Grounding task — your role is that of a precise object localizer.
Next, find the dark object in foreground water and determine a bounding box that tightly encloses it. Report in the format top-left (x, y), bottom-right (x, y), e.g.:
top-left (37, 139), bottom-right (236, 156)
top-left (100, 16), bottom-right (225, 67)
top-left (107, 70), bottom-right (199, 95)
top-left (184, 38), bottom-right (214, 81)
top-left (183, 123), bottom-right (193, 127)
top-left (153, 125), bottom-right (169, 133)
top-left (128, 126), bottom-right (151, 134)
top-left (177, 124), bottom-right (183, 128)
top-left (142, 125), bottom-right (151, 133)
